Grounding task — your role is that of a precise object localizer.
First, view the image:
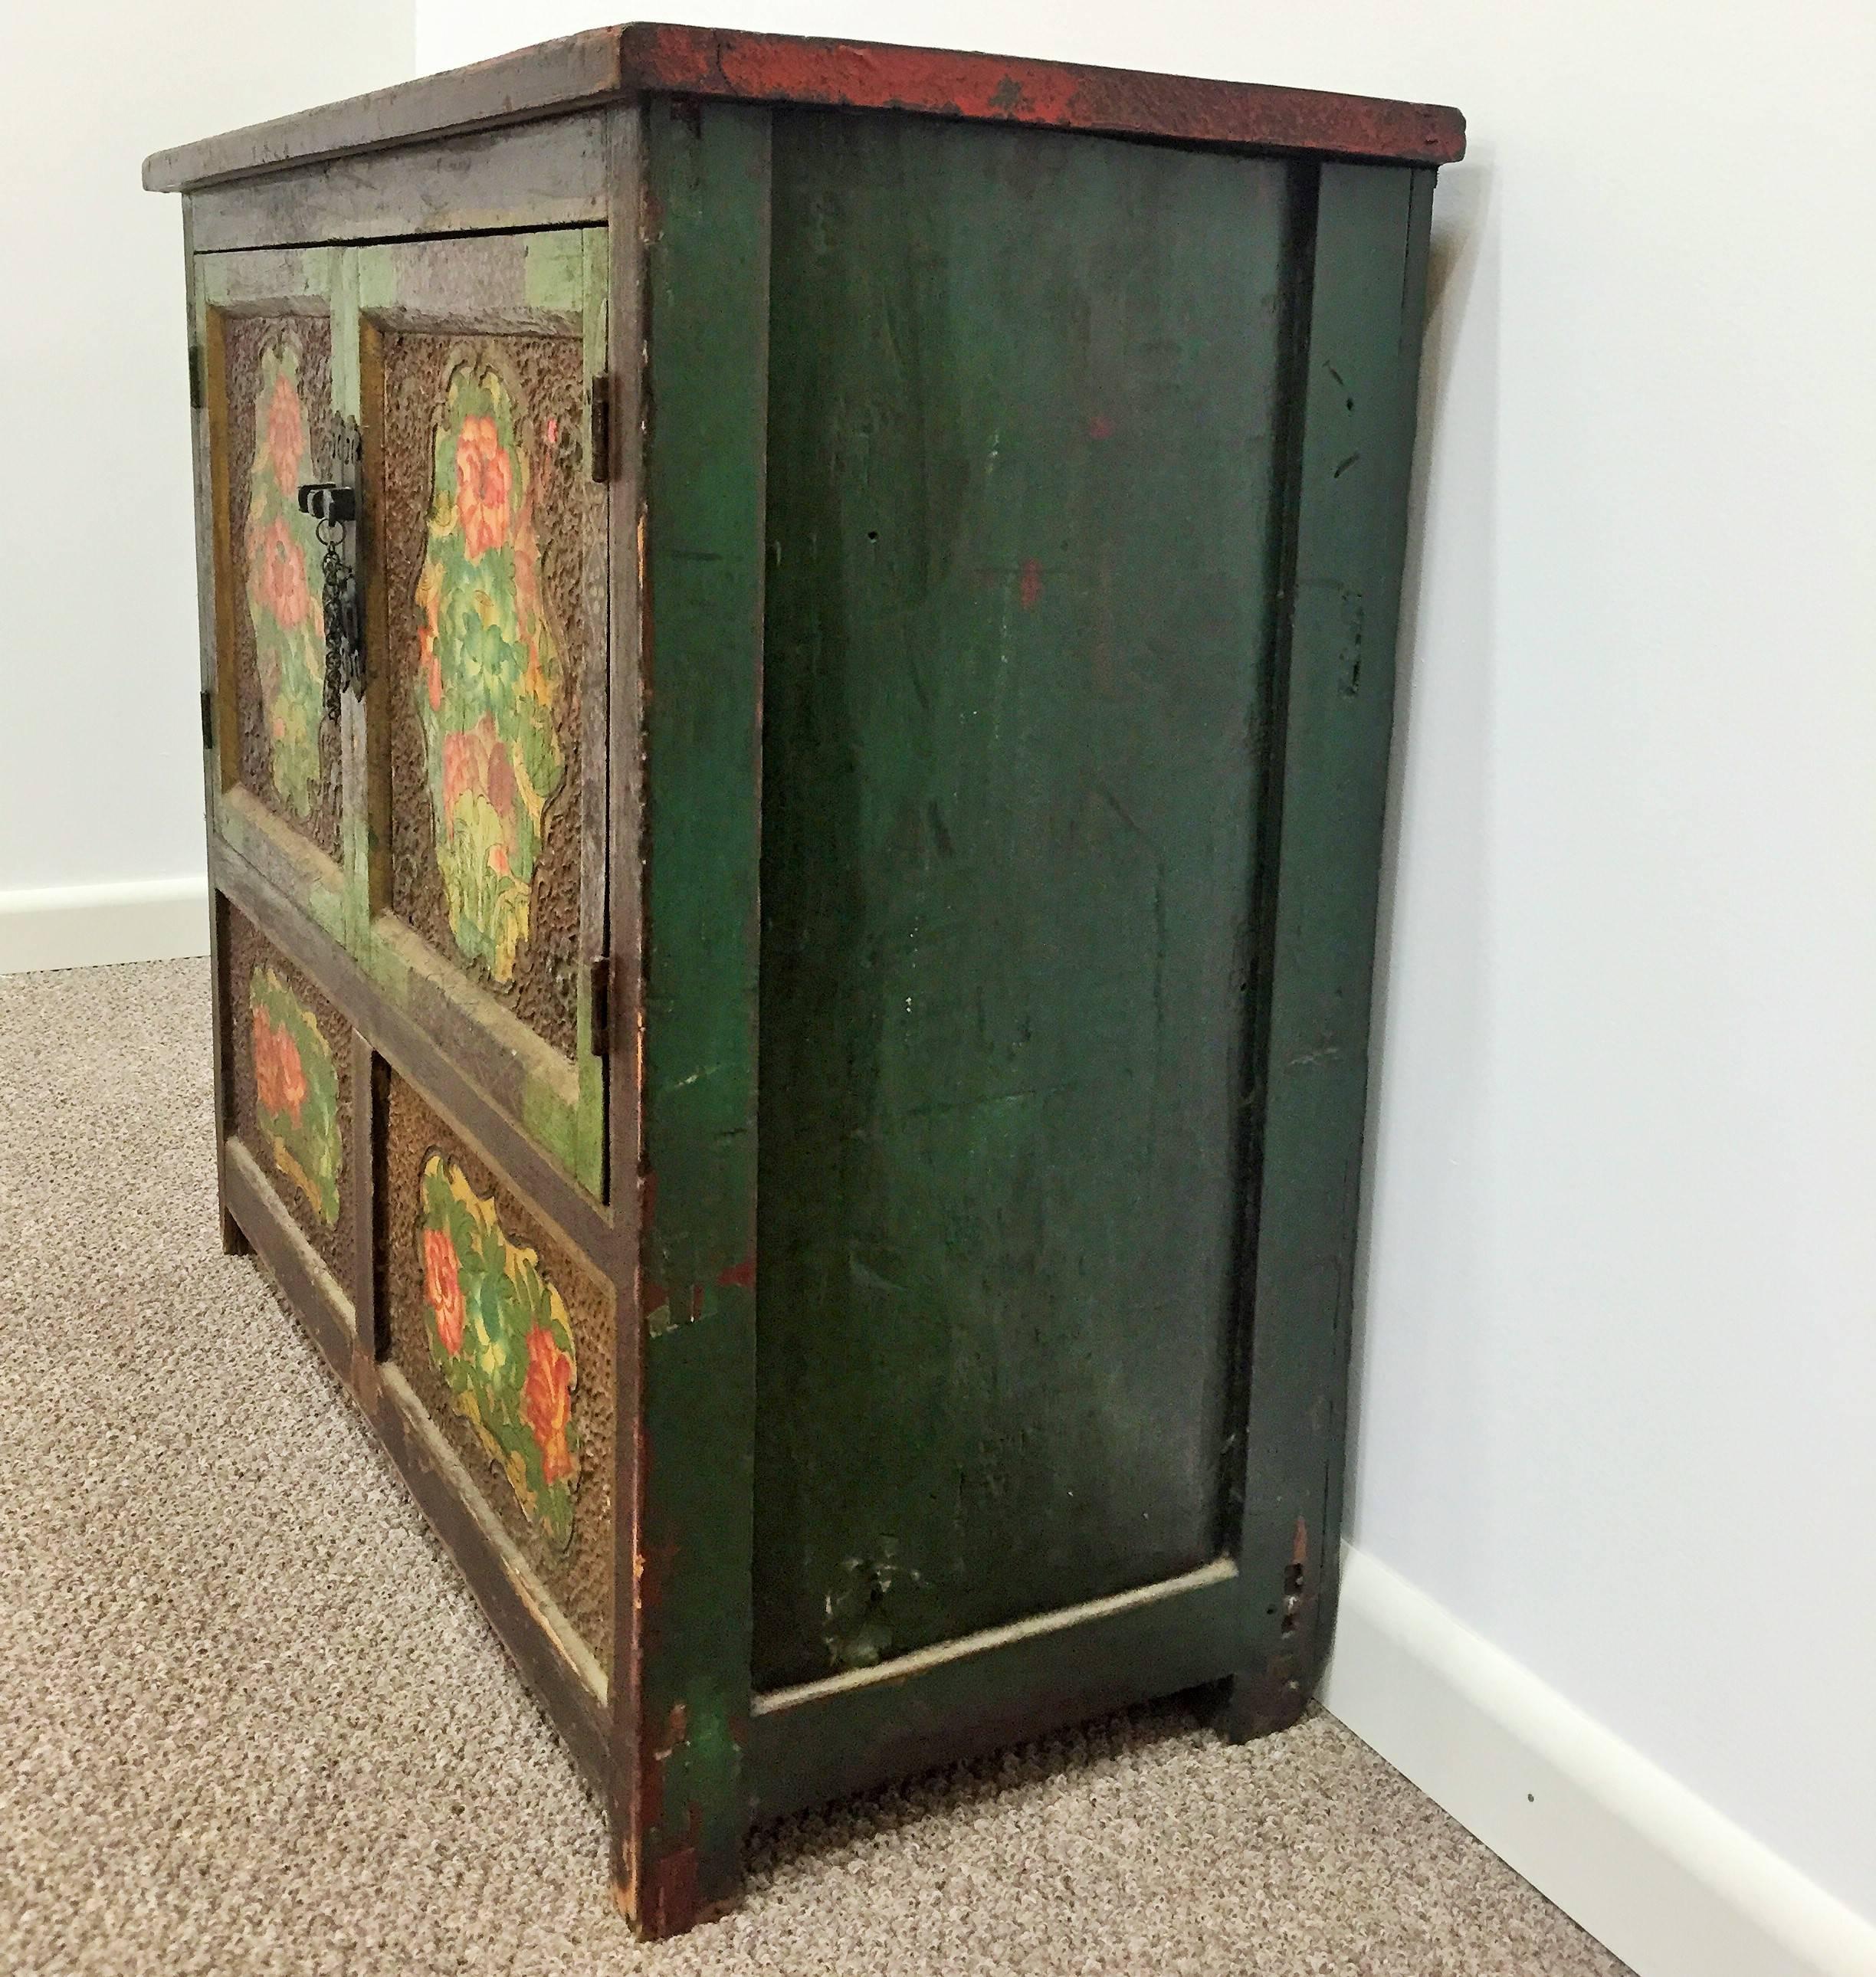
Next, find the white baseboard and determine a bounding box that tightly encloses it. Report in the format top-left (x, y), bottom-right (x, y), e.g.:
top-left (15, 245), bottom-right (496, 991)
top-left (1321, 1545), bottom-right (1876, 1977)
top-left (0, 875), bottom-right (210, 975)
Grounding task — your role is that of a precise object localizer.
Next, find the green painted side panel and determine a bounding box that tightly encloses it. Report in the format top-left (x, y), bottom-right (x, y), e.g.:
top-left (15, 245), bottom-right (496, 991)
top-left (753, 111), bottom-right (1294, 1690)
top-left (635, 99), bottom-right (770, 1929)
top-left (1232, 162), bottom-right (1435, 1722)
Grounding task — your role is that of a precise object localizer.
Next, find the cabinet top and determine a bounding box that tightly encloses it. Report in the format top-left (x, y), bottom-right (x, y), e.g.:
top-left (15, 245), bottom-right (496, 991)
top-left (143, 23), bottom-right (1464, 192)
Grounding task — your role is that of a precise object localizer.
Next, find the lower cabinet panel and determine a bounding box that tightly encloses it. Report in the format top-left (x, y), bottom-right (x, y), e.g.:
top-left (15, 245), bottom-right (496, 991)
top-left (224, 904), bottom-right (355, 1293)
top-left (379, 1071), bottom-right (615, 1674)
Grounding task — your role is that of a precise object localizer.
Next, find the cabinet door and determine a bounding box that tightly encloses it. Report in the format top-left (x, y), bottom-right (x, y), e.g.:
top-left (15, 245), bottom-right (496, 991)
top-left (199, 249), bottom-right (356, 949)
top-left (354, 232), bottom-right (611, 1198)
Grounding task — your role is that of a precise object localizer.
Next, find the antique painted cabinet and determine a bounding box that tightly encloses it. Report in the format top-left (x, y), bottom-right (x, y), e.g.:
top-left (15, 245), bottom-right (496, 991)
top-left (145, 26), bottom-right (1463, 1936)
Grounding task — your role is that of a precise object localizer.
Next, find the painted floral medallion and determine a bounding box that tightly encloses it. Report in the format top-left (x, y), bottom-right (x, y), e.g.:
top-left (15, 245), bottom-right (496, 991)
top-left (414, 362), bottom-right (568, 988)
top-left (418, 1152), bottom-right (581, 1549)
top-left (242, 343), bottom-right (328, 818)
top-left (248, 965), bottom-right (342, 1225)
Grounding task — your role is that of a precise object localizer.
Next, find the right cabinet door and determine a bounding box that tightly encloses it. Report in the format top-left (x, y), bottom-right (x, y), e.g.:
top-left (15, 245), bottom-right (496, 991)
top-left (356, 231), bottom-right (611, 1199)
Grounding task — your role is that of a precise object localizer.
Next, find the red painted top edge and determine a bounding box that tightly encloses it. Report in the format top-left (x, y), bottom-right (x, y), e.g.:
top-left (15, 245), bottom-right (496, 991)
top-left (143, 23), bottom-right (1463, 193)
top-left (622, 25), bottom-right (1465, 165)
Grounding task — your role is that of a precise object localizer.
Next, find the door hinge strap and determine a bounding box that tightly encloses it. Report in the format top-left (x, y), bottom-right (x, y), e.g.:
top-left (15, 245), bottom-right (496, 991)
top-left (198, 687), bottom-right (215, 751)
top-left (589, 374), bottom-right (612, 484)
top-left (188, 341), bottom-right (205, 411)
top-left (588, 956), bottom-right (612, 1054)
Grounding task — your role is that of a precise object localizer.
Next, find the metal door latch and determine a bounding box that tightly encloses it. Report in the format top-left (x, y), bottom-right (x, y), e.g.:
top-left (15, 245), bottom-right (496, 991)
top-left (297, 481), bottom-right (362, 719)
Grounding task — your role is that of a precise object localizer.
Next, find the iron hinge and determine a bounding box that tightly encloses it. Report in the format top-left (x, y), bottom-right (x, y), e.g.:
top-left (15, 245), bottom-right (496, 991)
top-left (588, 956), bottom-right (612, 1054)
top-left (589, 374), bottom-right (612, 483)
top-left (198, 687), bottom-right (215, 751)
top-left (187, 341), bottom-right (205, 411)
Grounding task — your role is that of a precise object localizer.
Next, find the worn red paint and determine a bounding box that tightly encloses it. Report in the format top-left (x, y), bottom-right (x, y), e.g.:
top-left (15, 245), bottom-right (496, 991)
top-left (1019, 559), bottom-right (1043, 610)
top-left (717, 1254), bottom-right (756, 1293)
top-left (624, 25), bottom-right (1465, 165)
top-left (638, 1698), bottom-right (689, 1835)
top-left (644, 1841), bottom-right (700, 1936)
top-left (1087, 413), bottom-right (1113, 441)
top-left (146, 25), bottom-right (1462, 195)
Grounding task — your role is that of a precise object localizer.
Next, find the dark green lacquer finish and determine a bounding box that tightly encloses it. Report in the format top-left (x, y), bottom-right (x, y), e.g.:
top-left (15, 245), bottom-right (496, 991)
top-left (630, 98), bottom-right (771, 1932)
top-left (755, 111), bottom-right (1295, 1691)
top-left (153, 32), bottom-right (1452, 1936)
top-left (1224, 161), bottom-right (1436, 1734)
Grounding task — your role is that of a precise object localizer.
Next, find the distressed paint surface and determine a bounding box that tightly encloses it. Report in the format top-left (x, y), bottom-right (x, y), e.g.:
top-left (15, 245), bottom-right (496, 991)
top-left (248, 963), bottom-right (342, 1225)
top-left (159, 63), bottom-right (1451, 1940)
top-left (628, 97), bottom-right (770, 1935)
top-left (1227, 161), bottom-right (1436, 1728)
top-left (241, 341), bottom-right (328, 819)
top-left (418, 1151), bottom-right (582, 1549)
top-left (415, 361), bottom-right (568, 987)
top-left (753, 110), bottom-right (1292, 1690)
top-left (357, 229), bottom-right (609, 1195)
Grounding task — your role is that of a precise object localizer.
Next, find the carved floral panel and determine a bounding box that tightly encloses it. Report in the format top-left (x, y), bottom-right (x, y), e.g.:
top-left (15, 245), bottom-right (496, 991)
top-left (242, 343), bottom-right (328, 821)
top-left (418, 1152), bottom-right (581, 1549)
top-left (413, 362), bottom-right (569, 989)
top-left (248, 964), bottom-right (343, 1226)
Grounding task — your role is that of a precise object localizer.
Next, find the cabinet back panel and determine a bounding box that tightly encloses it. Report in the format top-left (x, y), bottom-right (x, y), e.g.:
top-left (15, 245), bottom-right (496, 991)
top-left (753, 111), bottom-right (1295, 1690)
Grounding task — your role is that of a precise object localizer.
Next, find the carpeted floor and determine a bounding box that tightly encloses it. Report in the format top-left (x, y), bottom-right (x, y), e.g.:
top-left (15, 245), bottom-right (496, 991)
top-left (0, 959), bottom-right (1632, 1977)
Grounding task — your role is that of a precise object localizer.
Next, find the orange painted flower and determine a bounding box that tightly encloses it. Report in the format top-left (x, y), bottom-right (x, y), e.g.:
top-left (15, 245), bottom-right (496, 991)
top-left (520, 1324), bottom-right (576, 1485)
top-left (251, 1006), bottom-right (285, 1116)
top-left (415, 559), bottom-right (444, 711)
top-left (265, 372), bottom-right (305, 493)
top-left (441, 719), bottom-right (482, 819)
top-left (273, 1025), bottom-right (307, 1123)
top-left (423, 1228), bottom-right (466, 1356)
top-left (484, 738), bottom-right (516, 821)
top-left (255, 516), bottom-right (311, 630)
top-left (440, 715), bottom-right (520, 834)
top-left (454, 415), bottom-right (513, 562)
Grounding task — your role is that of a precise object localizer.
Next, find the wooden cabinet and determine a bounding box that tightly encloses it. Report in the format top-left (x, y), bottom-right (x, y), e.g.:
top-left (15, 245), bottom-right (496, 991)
top-left (147, 25), bottom-right (1463, 1936)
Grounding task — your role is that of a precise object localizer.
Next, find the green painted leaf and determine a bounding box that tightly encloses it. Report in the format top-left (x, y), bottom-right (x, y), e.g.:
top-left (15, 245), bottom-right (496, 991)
top-left (416, 1152), bottom-right (580, 1550)
top-left (249, 966), bottom-right (342, 1226)
top-left (412, 359), bottom-right (567, 987)
top-left (243, 343), bottom-right (328, 819)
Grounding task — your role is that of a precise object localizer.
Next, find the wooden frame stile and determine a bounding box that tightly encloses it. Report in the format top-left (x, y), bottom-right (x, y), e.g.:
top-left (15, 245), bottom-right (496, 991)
top-left (615, 94), bottom-right (772, 1936)
top-left (196, 247), bottom-right (353, 952)
top-left (180, 194), bottom-right (246, 1264)
top-left (1223, 159), bottom-right (1435, 1734)
top-left (602, 97), bottom-right (651, 1929)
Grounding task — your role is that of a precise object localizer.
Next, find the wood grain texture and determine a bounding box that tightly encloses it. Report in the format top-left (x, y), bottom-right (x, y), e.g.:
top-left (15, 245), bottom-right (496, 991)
top-left (749, 1559), bottom-right (1242, 1820)
top-left (753, 110), bottom-right (1292, 1692)
top-left (143, 25), bottom-right (1463, 194)
top-left (182, 203), bottom-right (248, 1258)
top-left (1225, 160), bottom-right (1436, 1736)
top-left (602, 97), bottom-right (649, 1912)
top-left (622, 98), bottom-right (771, 1939)
top-left (145, 29), bottom-right (629, 191)
top-left (189, 113), bottom-right (608, 252)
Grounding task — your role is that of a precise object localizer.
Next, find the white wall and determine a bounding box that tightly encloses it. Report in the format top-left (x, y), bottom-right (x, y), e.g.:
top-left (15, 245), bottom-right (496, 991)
top-left (0, 1), bottom-right (412, 968)
top-left (413, 2), bottom-right (1876, 1962)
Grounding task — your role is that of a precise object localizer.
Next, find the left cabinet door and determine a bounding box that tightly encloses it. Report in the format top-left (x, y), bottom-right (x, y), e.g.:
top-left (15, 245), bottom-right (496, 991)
top-left (200, 249), bottom-right (361, 950)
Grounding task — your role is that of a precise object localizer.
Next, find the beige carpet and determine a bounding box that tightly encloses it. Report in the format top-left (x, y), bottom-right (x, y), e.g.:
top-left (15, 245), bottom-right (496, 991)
top-left (0, 959), bottom-right (1631, 1977)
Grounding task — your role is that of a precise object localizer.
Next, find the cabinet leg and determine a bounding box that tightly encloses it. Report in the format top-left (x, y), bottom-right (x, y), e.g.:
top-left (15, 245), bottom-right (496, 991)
top-left (220, 1203), bottom-right (251, 1256)
top-left (1215, 1663), bottom-right (1308, 1745)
